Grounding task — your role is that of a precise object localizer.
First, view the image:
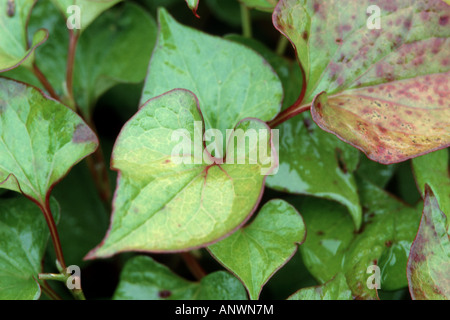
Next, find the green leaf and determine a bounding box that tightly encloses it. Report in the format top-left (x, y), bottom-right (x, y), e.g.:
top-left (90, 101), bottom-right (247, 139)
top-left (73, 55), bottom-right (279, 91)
top-left (0, 0), bottom-right (48, 72)
top-left (412, 149), bottom-right (450, 220)
top-left (50, 0), bottom-right (122, 30)
top-left (208, 199), bottom-right (306, 300)
top-left (86, 89), bottom-right (277, 258)
top-left (0, 78), bottom-right (98, 206)
top-left (23, 1), bottom-right (157, 119)
top-left (240, 0), bottom-right (278, 12)
top-left (288, 273), bottom-right (352, 300)
top-left (224, 35), bottom-right (362, 229)
top-left (185, 0), bottom-right (200, 17)
top-left (274, 0), bottom-right (450, 164)
top-left (299, 181), bottom-right (422, 299)
top-left (141, 8), bottom-right (282, 135)
top-left (407, 185), bottom-right (450, 300)
top-left (114, 255), bottom-right (247, 300)
top-left (0, 196), bottom-right (59, 300)
top-left (356, 156), bottom-right (397, 188)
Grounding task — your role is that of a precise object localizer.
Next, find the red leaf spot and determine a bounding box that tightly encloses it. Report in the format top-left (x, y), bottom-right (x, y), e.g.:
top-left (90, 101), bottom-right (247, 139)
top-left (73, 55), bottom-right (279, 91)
top-left (368, 88), bottom-right (374, 93)
top-left (421, 11), bottom-right (430, 21)
top-left (335, 38), bottom-right (342, 44)
top-left (313, 2), bottom-right (320, 12)
top-left (159, 290), bottom-right (172, 298)
top-left (439, 16), bottom-right (449, 26)
top-left (385, 240), bottom-right (393, 247)
top-left (73, 124), bottom-right (95, 144)
top-left (405, 110), bottom-right (412, 115)
top-left (403, 19), bottom-right (412, 29)
top-left (302, 31), bottom-right (308, 40)
top-left (317, 231), bottom-right (324, 236)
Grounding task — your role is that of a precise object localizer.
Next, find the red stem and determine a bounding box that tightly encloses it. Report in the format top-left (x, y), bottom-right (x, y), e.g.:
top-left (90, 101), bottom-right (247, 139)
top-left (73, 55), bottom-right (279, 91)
top-left (181, 252), bottom-right (206, 280)
top-left (40, 199), bottom-right (66, 270)
top-left (33, 64), bottom-right (59, 101)
top-left (66, 30), bottom-right (79, 104)
top-left (40, 281), bottom-right (63, 300)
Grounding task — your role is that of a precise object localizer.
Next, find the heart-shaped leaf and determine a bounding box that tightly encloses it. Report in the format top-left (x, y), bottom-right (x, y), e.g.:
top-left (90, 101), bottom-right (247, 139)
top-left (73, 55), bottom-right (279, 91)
top-left (185, 0), bottom-right (200, 17)
top-left (113, 255), bottom-right (247, 300)
top-left (0, 78), bottom-right (98, 207)
top-left (86, 89), bottom-right (277, 258)
top-left (50, 0), bottom-right (122, 30)
top-left (9, 1), bottom-right (157, 119)
top-left (299, 180), bottom-right (422, 299)
top-left (288, 273), bottom-right (352, 300)
top-left (407, 185), bottom-right (450, 300)
top-left (226, 34), bottom-right (363, 229)
top-left (240, 0), bottom-right (277, 12)
top-left (0, 196), bottom-right (59, 300)
top-left (141, 8), bottom-right (283, 135)
top-left (274, 0), bottom-right (450, 164)
top-left (208, 199), bottom-right (306, 300)
top-left (412, 149), bottom-right (450, 219)
top-left (0, 0), bottom-right (48, 72)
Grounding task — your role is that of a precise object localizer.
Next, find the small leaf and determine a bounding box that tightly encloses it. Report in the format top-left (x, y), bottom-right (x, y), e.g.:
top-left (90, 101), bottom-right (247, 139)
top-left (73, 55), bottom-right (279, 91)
top-left (208, 199), bottom-right (306, 300)
top-left (240, 0), bottom-right (278, 12)
top-left (0, 78), bottom-right (98, 207)
top-left (141, 8), bottom-right (282, 135)
top-left (274, 0), bottom-right (450, 164)
top-left (185, 0), bottom-right (200, 17)
top-left (113, 255), bottom-right (247, 300)
top-left (407, 185), bottom-right (450, 300)
top-left (86, 89), bottom-right (277, 258)
top-left (0, 196), bottom-right (59, 300)
top-left (288, 273), bottom-right (352, 300)
top-left (50, 0), bottom-right (122, 30)
top-left (299, 181), bottom-right (422, 299)
top-left (412, 149), bottom-right (450, 219)
top-left (0, 0), bottom-right (48, 72)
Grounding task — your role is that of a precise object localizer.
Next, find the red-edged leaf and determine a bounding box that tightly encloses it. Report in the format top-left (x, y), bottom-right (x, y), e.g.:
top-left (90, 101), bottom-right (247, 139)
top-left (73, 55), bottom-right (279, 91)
top-left (407, 185), bottom-right (450, 300)
top-left (273, 0), bottom-right (450, 164)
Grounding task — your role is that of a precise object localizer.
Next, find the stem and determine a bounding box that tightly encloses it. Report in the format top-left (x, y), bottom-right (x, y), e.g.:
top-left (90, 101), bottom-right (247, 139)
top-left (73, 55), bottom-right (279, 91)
top-left (276, 35), bottom-right (289, 56)
top-left (267, 102), bottom-right (311, 128)
top-left (40, 200), bottom-right (66, 270)
top-left (181, 252), bottom-right (206, 280)
top-left (240, 4), bottom-right (252, 38)
top-left (40, 281), bottom-right (63, 300)
top-left (65, 30), bottom-right (79, 109)
top-left (33, 64), bottom-right (59, 101)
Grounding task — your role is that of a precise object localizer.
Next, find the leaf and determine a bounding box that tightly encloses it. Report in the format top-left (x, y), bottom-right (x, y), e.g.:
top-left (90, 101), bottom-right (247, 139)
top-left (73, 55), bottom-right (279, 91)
top-left (299, 181), bottom-right (422, 299)
top-left (113, 255), bottom-right (247, 300)
top-left (274, 0), bottom-right (450, 164)
top-left (0, 78), bottom-right (98, 207)
top-left (141, 8), bottom-right (282, 135)
top-left (288, 273), bottom-right (352, 300)
top-left (225, 34), bottom-right (362, 229)
top-left (50, 0), bottom-right (122, 30)
top-left (407, 185), bottom-right (450, 300)
top-left (23, 1), bottom-right (157, 119)
top-left (86, 89), bottom-right (277, 258)
top-left (356, 156), bottom-right (397, 188)
top-left (0, 196), bottom-right (59, 300)
top-left (208, 199), bottom-right (306, 300)
top-left (0, 0), bottom-right (48, 72)
top-left (185, 0), bottom-right (200, 17)
top-left (412, 149), bottom-right (450, 220)
top-left (240, 0), bottom-right (278, 12)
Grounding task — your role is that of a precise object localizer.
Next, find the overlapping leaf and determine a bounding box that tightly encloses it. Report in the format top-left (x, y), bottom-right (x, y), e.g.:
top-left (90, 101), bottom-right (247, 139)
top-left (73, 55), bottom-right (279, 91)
top-left (226, 35), bottom-right (362, 229)
top-left (412, 149), bottom-right (450, 219)
top-left (0, 0), bottom-right (47, 72)
top-left (185, 0), bottom-right (200, 17)
top-left (407, 185), bottom-right (450, 300)
top-left (141, 8), bottom-right (283, 135)
top-left (274, 0), bottom-right (450, 163)
top-left (0, 196), bottom-right (59, 300)
top-left (288, 273), bottom-right (352, 300)
top-left (0, 78), bottom-right (98, 206)
top-left (208, 199), bottom-right (305, 300)
top-left (86, 89), bottom-right (277, 258)
top-left (114, 255), bottom-right (247, 300)
top-left (299, 181), bottom-right (422, 299)
top-left (50, 0), bottom-right (121, 30)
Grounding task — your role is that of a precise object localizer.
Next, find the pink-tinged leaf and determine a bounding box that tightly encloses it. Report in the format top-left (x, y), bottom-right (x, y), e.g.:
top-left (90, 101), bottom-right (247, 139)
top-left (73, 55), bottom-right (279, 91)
top-left (185, 0), bottom-right (200, 18)
top-left (407, 185), bottom-right (450, 300)
top-left (311, 72), bottom-right (450, 164)
top-left (273, 0), bottom-right (450, 163)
